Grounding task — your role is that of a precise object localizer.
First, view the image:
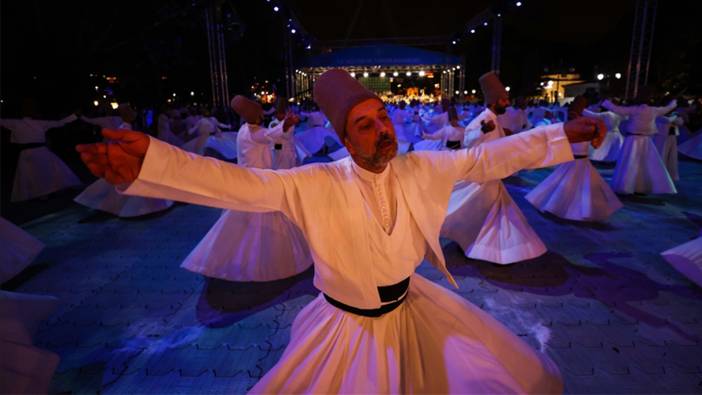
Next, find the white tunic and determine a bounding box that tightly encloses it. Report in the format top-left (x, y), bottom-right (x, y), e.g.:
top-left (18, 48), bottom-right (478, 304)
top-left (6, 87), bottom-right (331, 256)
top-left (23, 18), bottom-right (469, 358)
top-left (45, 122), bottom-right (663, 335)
top-left (123, 124), bottom-right (571, 393)
top-left (1, 114), bottom-right (77, 144)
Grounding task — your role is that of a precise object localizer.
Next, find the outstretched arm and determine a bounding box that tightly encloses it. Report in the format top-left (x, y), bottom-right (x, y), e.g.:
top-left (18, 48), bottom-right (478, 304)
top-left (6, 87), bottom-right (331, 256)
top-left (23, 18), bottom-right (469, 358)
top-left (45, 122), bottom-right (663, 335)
top-left (602, 100), bottom-right (633, 116)
top-left (77, 129), bottom-right (288, 212)
top-left (423, 117), bottom-right (605, 183)
top-left (655, 99), bottom-right (678, 116)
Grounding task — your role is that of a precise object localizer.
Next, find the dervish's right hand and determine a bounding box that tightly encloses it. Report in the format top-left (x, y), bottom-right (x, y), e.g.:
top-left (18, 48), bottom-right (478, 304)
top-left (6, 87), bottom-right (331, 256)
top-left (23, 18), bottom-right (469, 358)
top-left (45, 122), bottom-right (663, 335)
top-left (480, 120), bottom-right (495, 134)
top-left (76, 129), bottom-right (150, 185)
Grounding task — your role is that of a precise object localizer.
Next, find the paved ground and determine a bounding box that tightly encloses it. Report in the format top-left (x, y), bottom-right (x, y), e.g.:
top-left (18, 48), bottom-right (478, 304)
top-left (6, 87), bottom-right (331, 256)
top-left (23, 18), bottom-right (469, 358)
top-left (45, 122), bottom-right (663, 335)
top-left (5, 157), bottom-right (702, 394)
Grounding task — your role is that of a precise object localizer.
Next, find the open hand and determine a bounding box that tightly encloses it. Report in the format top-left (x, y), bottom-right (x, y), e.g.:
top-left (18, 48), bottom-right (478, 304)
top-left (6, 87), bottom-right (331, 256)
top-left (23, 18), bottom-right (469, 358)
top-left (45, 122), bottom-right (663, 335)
top-left (76, 129), bottom-right (150, 185)
top-left (563, 117), bottom-right (606, 148)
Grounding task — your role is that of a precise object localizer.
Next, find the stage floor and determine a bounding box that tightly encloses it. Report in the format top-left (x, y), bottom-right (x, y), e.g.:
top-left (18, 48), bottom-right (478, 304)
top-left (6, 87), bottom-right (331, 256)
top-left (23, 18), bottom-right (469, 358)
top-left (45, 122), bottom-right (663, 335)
top-left (7, 157), bottom-right (702, 394)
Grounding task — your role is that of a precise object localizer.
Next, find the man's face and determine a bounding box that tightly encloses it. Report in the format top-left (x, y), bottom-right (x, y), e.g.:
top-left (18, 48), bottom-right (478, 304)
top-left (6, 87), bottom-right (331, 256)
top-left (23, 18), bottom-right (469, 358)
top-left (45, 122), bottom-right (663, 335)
top-left (344, 98), bottom-right (398, 172)
top-left (494, 97), bottom-right (510, 115)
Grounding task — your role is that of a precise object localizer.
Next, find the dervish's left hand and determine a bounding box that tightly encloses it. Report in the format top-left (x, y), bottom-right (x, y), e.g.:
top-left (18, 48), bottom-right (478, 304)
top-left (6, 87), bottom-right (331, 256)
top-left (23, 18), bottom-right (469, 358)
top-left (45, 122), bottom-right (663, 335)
top-left (564, 117), bottom-right (606, 148)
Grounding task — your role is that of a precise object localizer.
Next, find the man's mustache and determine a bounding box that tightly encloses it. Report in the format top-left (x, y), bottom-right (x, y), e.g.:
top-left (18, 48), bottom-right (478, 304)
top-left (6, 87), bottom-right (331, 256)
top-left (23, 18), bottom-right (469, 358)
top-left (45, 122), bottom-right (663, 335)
top-left (376, 133), bottom-right (395, 148)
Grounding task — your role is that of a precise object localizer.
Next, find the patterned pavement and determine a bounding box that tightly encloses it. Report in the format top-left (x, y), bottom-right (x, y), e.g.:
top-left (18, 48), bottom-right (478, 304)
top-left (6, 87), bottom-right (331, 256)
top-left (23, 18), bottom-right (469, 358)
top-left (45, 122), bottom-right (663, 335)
top-left (6, 157), bottom-right (702, 394)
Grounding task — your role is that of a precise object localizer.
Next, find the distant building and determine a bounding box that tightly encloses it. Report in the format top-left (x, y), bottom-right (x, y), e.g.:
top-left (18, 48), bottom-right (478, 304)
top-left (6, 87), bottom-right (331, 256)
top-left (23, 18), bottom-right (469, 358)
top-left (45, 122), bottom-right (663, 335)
top-left (538, 73), bottom-right (585, 104)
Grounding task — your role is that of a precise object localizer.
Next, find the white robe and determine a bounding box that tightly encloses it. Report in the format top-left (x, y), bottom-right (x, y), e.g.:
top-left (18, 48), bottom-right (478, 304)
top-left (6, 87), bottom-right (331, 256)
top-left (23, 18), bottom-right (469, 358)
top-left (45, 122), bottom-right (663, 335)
top-left (497, 106), bottom-right (529, 133)
top-left (444, 109), bottom-right (548, 264)
top-left (180, 121), bottom-right (312, 282)
top-left (583, 110), bottom-right (625, 162)
top-left (121, 124), bottom-right (571, 393)
top-left (74, 124), bottom-right (173, 217)
top-left (655, 114), bottom-right (683, 181)
top-left (0, 218), bottom-right (44, 284)
top-left (526, 142), bottom-right (622, 222)
top-left (678, 128), bottom-right (702, 160)
top-left (603, 100), bottom-right (677, 194)
top-left (1, 115), bottom-right (82, 202)
top-left (269, 119), bottom-right (298, 169)
top-left (662, 235), bottom-right (702, 288)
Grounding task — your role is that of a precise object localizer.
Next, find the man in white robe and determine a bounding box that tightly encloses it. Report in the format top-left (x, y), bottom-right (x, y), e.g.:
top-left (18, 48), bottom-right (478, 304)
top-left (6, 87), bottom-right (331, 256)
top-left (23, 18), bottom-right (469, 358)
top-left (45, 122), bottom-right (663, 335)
top-left (76, 69), bottom-right (604, 394)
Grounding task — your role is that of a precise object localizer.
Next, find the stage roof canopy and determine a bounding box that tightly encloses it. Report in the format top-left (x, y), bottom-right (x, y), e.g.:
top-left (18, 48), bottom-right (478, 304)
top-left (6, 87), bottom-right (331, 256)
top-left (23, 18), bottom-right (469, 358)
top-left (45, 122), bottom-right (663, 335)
top-left (301, 44), bottom-right (462, 70)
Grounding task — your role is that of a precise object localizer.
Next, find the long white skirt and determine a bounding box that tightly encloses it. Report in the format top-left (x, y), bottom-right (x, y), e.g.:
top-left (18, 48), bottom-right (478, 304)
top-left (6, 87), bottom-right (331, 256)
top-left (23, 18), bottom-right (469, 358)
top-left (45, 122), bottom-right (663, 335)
top-left (526, 159), bottom-right (622, 222)
top-left (11, 147), bottom-right (82, 202)
top-left (0, 218), bottom-right (44, 284)
top-left (181, 210), bottom-right (313, 282)
top-left (251, 274), bottom-right (562, 394)
top-left (273, 147), bottom-right (298, 169)
top-left (74, 179), bottom-right (173, 218)
top-left (611, 135), bottom-right (676, 194)
top-left (678, 130), bottom-right (702, 160)
top-left (0, 291), bottom-right (61, 394)
top-left (661, 236), bottom-right (702, 288)
top-left (441, 180), bottom-right (547, 264)
top-left (590, 130), bottom-right (624, 162)
top-left (659, 135), bottom-right (679, 180)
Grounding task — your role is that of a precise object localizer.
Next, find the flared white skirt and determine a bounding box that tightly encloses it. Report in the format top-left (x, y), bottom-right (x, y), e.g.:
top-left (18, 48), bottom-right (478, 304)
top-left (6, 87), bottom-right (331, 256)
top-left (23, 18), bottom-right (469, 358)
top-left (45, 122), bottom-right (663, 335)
top-left (0, 218), bottom-right (44, 284)
top-left (678, 131), bottom-right (702, 160)
top-left (611, 135), bottom-right (676, 194)
top-left (181, 209), bottom-right (313, 282)
top-left (441, 180), bottom-right (547, 264)
top-left (662, 236), bottom-right (702, 288)
top-left (74, 179), bottom-right (173, 217)
top-left (526, 159), bottom-right (622, 222)
top-left (250, 274), bottom-right (562, 394)
top-left (590, 130), bottom-right (624, 162)
top-left (11, 147), bottom-right (82, 202)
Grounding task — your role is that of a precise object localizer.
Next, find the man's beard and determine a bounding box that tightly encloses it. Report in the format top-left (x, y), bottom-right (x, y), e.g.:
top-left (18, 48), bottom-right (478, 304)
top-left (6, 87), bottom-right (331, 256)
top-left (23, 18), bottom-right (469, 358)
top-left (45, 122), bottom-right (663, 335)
top-left (360, 134), bottom-right (398, 168)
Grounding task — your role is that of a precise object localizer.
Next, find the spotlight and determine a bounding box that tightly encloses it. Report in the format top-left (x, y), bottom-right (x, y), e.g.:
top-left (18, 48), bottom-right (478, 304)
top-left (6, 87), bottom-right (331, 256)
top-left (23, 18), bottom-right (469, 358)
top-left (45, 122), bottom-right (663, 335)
top-left (380, 72), bottom-right (386, 78)
top-left (110, 102), bottom-right (119, 110)
top-left (470, 29), bottom-right (476, 34)
top-left (515, 1), bottom-right (522, 6)
top-left (483, 21), bottom-right (488, 26)
top-left (190, 91), bottom-right (195, 96)
top-left (456, 65), bottom-right (461, 70)
top-left (306, 44), bottom-right (311, 50)
top-left (464, 90), bottom-right (468, 95)
top-left (393, 71), bottom-right (399, 77)
top-left (93, 100), bottom-right (99, 107)
top-left (406, 71), bottom-right (412, 77)
top-left (597, 73), bottom-right (604, 81)
top-left (350, 72), bottom-right (356, 77)
top-left (291, 29), bottom-right (296, 34)
top-left (455, 90), bottom-right (460, 95)
top-left (497, 13), bottom-right (502, 17)
top-left (273, 6), bottom-right (279, 12)
top-left (418, 70), bottom-right (426, 77)
top-left (505, 86), bottom-right (511, 92)
top-left (363, 71), bottom-right (369, 78)
top-left (471, 89), bottom-right (477, 94)
top-left (94, 86), bottom-right (99, 91)
top-left (615, 72), bottom-right (622, 79)
top-left (452, 40), bottom-right (457, 45)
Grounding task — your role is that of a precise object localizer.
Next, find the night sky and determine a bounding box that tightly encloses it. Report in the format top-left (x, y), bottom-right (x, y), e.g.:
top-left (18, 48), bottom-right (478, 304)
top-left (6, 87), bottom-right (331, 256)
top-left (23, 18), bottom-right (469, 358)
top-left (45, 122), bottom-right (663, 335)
top-left (1, 0), bottom-right (700, 117)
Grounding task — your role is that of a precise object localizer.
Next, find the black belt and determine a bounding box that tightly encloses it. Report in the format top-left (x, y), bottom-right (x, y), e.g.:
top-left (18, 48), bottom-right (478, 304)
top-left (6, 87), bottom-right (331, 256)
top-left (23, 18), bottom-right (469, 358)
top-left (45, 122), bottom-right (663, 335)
top-left (274, 143), bottom-right (283, 150)
top-left (324, 277), bottom-right (410, 317)
top-left (445, 140), bottom-right (461, 150)
top-left (574, 154), bottom-right (589, 159)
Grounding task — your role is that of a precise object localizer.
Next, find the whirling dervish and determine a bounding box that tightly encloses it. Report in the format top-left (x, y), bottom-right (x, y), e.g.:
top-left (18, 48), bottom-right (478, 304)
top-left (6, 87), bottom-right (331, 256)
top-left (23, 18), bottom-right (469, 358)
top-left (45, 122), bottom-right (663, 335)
top-left (526, 96), bottom-right (622, 222)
